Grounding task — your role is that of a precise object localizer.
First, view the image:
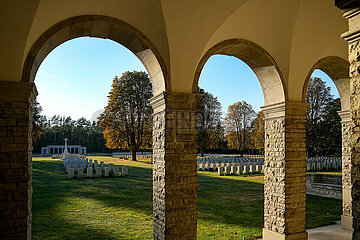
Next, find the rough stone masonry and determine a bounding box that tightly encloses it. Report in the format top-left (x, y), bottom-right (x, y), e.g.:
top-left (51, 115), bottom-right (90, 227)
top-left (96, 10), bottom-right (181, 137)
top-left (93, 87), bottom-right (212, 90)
top-left (151, 92), bottom-right (201, 240)
top-left (0, 81), bottom-right (37, 239)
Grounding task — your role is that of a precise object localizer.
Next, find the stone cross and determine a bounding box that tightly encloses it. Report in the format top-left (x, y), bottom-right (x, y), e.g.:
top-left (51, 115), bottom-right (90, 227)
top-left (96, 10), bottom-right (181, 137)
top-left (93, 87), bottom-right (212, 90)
top-left (64, 138), bottom-right (69, 154)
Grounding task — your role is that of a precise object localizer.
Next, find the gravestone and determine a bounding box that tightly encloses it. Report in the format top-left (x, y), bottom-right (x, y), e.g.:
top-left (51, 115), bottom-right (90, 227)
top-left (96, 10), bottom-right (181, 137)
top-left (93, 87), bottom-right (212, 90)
top-left (68, 168), bottom-right (74, 179)
top-left (122, 166), bottom-right (128, 176)
top-left (96, 167), bottom-right (102, 177)
top-left (78, 168), bottom-right (84, 178)
top-left (104, 167), bottom-right (110, 177)
top-left (87, 167), bottom-right (93, 177)
top-left (224, 166), bottom-right (230, 175)
top-left (243, 165), bottom-right (249, 174)
top-left (218, 167), bottom-right (223, 176)
top-left (114, 166), bottom-right (120, 177)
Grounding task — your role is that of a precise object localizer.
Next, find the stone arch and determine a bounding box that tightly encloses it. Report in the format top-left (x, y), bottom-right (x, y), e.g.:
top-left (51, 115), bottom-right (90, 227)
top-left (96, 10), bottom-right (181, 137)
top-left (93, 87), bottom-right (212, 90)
top-left (302, 56), bottom-right (350, 111)
top-left (21, 15), bottom-right (168, 95)
top-left (303, 56), bottom-right (352, 231)
top-left (193, 39), bottom-right (287, 105)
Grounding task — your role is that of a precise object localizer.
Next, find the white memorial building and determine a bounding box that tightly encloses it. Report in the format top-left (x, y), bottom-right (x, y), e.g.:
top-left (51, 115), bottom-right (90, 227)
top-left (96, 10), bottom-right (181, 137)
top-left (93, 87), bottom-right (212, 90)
top-left (41, 145), bottom-right (86, 155)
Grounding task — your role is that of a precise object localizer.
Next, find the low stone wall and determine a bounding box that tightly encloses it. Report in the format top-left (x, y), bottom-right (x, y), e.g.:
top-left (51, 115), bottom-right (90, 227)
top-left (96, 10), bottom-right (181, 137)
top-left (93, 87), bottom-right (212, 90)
top-left (306, 174), bottom-right (342, 200)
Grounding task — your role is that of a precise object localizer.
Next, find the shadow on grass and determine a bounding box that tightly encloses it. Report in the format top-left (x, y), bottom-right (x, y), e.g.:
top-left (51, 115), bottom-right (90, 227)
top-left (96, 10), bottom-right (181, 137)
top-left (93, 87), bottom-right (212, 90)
top-left (32, 160), bottom-right (153, 239)
top-left (32, 159), bottom-right (342, 239)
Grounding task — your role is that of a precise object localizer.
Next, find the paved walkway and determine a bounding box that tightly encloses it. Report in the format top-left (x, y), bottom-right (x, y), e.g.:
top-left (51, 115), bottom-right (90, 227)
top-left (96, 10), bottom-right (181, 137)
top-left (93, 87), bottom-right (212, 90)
top-left (308, 221), bottom-right (352, 240)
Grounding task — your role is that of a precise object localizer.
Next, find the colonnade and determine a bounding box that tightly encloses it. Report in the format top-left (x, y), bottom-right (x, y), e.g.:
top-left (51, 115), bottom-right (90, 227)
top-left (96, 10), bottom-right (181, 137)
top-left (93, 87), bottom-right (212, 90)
top-left (0, 1), bottom-right (360, 240)
top-left (41, 145), bottom-right (86, 155)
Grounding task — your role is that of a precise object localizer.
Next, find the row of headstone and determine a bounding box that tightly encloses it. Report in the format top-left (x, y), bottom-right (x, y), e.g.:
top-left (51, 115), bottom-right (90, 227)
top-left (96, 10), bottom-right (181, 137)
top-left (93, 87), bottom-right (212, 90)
top-left (198, 156), bottom-right (264, 169)
top-left (197, 156), bottom-right (342, 175)
top-left (198, 154), bottom-right (264, 158)
top-left (112, 153), bottom-right (152, 159)
top-left (197, 160), bottom-right (264, 176)
top-left (63, 158), bottom-right (128, 179)
top-left (218, 165), bottom-right (264, 176)
top-left (306, 157), bottom-right (341, 171)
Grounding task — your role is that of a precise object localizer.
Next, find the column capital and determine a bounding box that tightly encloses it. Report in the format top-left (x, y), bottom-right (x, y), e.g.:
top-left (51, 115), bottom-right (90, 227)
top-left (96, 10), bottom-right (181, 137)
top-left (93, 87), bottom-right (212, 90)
top-left (0, 81), bottom-right (37, 103)
top-left (261, 101), bottom-right (308, 120)
top-left (150, 91), bottom-right (202, 114)
top-left (336, 0), bottom-right (360, 10)
top-left (338, 109), bottom-right (352, 123)
top-left (340, 7), bottom-right (360, 43)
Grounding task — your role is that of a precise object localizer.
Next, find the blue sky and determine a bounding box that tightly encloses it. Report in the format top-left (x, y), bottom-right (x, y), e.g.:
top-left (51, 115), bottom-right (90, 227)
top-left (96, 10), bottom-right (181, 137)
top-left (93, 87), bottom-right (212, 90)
top-left (35, 37), bottom-right (339, 120)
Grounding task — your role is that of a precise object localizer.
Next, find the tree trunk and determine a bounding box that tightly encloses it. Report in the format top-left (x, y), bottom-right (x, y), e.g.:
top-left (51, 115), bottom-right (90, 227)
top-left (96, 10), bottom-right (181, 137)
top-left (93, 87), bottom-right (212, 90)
top-left (132, 149), bottom-right (137, 161)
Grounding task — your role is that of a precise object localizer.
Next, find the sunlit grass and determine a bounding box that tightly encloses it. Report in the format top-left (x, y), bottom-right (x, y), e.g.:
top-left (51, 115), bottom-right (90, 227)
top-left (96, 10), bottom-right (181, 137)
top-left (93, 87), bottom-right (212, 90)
top-left (32, 156), bottom-right (341, 239)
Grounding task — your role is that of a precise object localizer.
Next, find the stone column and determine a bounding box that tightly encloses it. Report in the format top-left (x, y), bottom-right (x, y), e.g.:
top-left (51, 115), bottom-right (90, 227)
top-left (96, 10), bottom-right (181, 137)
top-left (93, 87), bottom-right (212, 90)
top-left (261, 101), bottom-right (308, 240)
top-left (0, 81), bottom-right (37, 239)
top-left (150, 91), bottom-right (202, 240)
top-left (336, 2), bottom-right (360, 238)
top-left (339, 110), bottom-right (353, 230)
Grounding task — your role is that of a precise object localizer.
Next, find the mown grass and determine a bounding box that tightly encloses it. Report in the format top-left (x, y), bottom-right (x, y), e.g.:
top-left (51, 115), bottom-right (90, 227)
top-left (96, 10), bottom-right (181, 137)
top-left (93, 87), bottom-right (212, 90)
top-left (32, 156), bottom-right (341, 239)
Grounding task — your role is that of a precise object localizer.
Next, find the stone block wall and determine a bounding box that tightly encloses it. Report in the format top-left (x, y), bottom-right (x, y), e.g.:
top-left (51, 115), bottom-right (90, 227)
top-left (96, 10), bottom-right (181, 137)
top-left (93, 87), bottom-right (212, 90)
top-left (0, 81), bottom-right (37, 239)
top-left (339, 4), bottom-right (360, 238)
top-left (262, 101), bottom-right (308, 240)
top-left (339, 110), bottom-right (353, 230)
top-left (349, 38), bottom-right (360, 239)
top-left (306, 174), bottom-right (342, 200)
top-left (151, 92), bottom-right (201, 240)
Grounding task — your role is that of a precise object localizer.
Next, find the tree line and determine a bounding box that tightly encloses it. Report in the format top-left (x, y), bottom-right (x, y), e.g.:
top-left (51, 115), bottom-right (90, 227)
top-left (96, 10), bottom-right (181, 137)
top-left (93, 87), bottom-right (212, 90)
top-left (197, 77), bottom-right (341, 157)
top-left (33, 71), bottom-right (341, 159)
top-left (33, 112), bottom-right (109, 153)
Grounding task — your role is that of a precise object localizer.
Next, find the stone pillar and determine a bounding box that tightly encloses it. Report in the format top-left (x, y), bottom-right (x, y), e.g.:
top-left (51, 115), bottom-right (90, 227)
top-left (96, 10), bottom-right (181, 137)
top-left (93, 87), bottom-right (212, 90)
top-left (339, 110), bottom-right (353, 230)
top-left (336, 2), bottom-right (360, 238)
top-left (0, 81), bottom-right (37, 239)
top-left (261, 101), bottom-right (308, 240)
top-left (150, 92), bottom-right (202, 240)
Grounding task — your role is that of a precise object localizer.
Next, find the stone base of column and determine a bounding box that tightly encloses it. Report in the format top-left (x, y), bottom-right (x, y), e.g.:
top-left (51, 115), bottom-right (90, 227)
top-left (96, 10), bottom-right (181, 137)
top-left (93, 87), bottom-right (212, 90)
top-left (341, 214), bottom-right (353, 231)
top-left (263, 228), bottom-right (308, 240)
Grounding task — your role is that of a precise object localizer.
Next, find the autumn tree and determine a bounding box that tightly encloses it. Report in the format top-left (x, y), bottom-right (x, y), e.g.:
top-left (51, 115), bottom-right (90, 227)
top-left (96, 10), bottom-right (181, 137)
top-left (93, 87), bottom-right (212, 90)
top-left (197, 92), bottom-right (223, 156)
top-left (99, 71), bottom-right (152, 160)
top-left (225, 101), bottom-right (256, 151)
top-left (250, 111), bottom-right (265, 154)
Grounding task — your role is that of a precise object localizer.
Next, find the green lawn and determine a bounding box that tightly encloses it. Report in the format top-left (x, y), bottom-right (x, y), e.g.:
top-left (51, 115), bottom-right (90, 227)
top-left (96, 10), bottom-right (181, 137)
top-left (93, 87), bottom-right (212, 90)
top-left (32, 156), bottom-right (341, 240)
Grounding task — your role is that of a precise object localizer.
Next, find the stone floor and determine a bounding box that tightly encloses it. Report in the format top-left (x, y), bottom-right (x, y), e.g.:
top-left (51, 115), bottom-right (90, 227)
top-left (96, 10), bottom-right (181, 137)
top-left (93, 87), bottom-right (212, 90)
top-left (258, 222), bottom-right (352, 240)
top-left (307, 221), bottom-right (352, 240)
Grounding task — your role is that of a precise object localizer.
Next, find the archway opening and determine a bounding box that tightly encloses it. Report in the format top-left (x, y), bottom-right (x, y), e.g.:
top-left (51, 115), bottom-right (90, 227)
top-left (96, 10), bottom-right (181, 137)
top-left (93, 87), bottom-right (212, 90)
top-left (193, 38), bottom-right (289, 239)
top-left (27, 16), bottom-right (167, 239)
top-left (196, 53), bottom-right (265, 239)
top-left (304, 69), bottom-right (343, 229)
top-left (194, 41), bottom-right (348, 238)
top-left (303, 56), bottom-right (350, 232)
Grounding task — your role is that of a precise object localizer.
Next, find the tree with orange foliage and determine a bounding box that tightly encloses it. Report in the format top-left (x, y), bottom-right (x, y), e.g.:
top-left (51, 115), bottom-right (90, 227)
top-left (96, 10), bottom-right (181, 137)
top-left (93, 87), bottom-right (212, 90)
top-left (250, 111), bottom-right (265, 153)
top-left (99, 71), bottom-right (152, 161)
top-left (225, 101), bottom-right (256, 151)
